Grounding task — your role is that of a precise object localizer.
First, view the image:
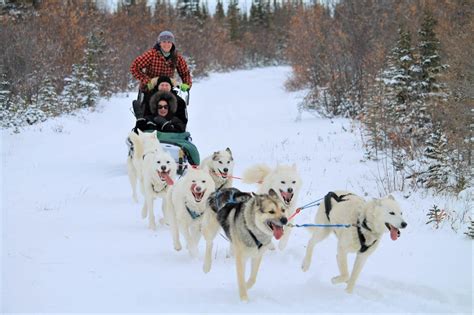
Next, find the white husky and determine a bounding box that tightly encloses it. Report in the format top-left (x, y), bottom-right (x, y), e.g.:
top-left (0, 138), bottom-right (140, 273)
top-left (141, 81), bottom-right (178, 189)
top-left (200, 148), bottom-right (235, 191)
top-left (141, 149), bottom-right (177, 230)
top-left (166, 167), bottom-right (216, 257)
top-left (242, 164), bottom-right (302, 250)
top-left (126, 130), bottom-right (161, 202)
top-left (301, 191), bottom-right (408, 293)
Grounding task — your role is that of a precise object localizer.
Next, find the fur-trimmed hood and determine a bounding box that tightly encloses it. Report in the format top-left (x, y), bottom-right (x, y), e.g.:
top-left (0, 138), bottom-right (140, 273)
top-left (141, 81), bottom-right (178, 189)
top-left (149, 91), bottom-right (177, 119)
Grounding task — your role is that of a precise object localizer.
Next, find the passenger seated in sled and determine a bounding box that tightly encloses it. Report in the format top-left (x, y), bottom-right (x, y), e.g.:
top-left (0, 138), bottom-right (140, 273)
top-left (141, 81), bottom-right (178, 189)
top-left (133, 76), bottom-right (188, 129)
top-left (134, 91), bottom-right (185, 133)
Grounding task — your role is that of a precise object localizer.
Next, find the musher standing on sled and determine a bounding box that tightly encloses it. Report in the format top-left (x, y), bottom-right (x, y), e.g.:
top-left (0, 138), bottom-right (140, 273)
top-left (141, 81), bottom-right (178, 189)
top-left (130, 30), bottom-right (192, 118)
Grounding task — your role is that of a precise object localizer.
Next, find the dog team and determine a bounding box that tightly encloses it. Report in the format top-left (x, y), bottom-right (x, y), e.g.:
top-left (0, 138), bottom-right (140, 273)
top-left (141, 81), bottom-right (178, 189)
top-left (126, 130), bottom-right (408, 301)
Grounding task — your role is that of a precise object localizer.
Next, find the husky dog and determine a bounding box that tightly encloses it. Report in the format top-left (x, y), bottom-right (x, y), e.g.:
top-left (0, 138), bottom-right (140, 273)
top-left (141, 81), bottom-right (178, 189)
top-left (301, 191), bottom-right (408, 293)
top-left (202, 188), bottom-right (288, 301)
top-left (141, 149), bottom-right (177, 230)
top-left (242, 164), bottom-right (302, 250)
top-left (200, 148), bottom-right (235, 191)
top-left (126, 130), bottom-right (161, 202)
top-left (202, 188), bottom-right (253, 273)
top-left (166, 167), bottom-right (216, 257)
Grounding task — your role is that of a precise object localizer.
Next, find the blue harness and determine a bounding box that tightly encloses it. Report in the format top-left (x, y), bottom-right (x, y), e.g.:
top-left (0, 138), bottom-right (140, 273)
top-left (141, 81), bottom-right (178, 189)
top-left (186, 205), bottom-right (203, 220)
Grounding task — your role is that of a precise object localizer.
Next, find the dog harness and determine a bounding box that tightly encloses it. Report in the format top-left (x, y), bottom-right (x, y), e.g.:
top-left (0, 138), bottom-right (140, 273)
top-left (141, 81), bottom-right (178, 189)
top-left (324, 192), bottom-right (352, 220)
top-left (213, 189), bottom-right (238, 211)
top-left (185, 204), bottom-right (203, 220)
top-left (356, 218), bottom-right (377, 253)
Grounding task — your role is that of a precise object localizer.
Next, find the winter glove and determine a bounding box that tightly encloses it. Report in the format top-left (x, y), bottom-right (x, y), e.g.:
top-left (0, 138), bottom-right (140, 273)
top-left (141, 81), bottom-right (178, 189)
top-left (132, 100), bottom-right (145, 119)
top-left (180, 83), bottom-right (190, 92)
top-left (135, 118), bottom-right (148, 131)
top-left (147, 77), bottom-right (159, 91)
top-left (153, 116), bottom-right (168, 127)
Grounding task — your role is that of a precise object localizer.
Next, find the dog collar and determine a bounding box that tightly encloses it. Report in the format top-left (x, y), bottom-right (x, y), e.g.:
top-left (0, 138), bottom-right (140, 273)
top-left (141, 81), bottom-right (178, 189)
top-left (152, 182), bottom-right (167, 194)
top-left (186, 204), bottom-right (203, 220)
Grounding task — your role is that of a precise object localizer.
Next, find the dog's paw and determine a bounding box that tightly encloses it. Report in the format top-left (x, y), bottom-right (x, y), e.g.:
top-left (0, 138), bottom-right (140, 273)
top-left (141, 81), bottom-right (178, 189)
top-left (246, 279), bottom-right (256, 290)
top-left (267, 242), bottom-right (276, 251)
top-left (239, 294), bottom-right (249, 302)
top-left (345, 285), bottom-right (354, 294)
top-left (148, 221), bottom-right (157, 230)
top-left (158, 217), bottom-right (169, 226)
top-left (174, 242), bottom-right (182, 251)
top-left (301, 259), bottom-right (311, 272)
top-left (331, 275), bottom-right (349, 284)
top-left (203, 262), bottom-right (211, 274)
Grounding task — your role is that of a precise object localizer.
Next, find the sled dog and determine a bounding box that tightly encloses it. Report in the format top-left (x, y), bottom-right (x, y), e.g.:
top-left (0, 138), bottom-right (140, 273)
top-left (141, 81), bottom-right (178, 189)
top-left (200, 148), bottom-right (235, 191)
top-left (242, 164), bottom-right (301, 250)
top-left (166, 167), bottom-right (216, 257)
top-left (202, 188), bottom-right (288, 301)
top-left (141, 148), bottom-right (177, 230)
top-left (126, 130), bottom-right (162, 202)
top-left (301, 191), bottom-right (407, 293)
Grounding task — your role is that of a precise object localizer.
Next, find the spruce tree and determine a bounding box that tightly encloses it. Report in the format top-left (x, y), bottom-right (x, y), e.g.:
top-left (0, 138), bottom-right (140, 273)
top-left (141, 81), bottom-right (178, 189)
top-left (214, 0), bottom-right (225, 21)
top-left (418, 10), bottom-right (446, 95)
top-left (227, 0), bottom-right (241, 42)
top-left (62, 64), bottom-right (82, 112)
top-left (36, 74), bottom-right (60, 116)
top-left (420, 126), bottom-right (451, 192)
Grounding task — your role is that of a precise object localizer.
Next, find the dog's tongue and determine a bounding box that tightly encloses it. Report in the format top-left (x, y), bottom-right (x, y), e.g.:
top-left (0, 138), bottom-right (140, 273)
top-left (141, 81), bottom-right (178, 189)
top-left (390, 226), bottom-right (399, 241)
top-left (162, 173), bottom-right (174, 185)
top-left (281, 191), bottom-right (293, 202)
top-left (272, 223), bottom-right (284, 240)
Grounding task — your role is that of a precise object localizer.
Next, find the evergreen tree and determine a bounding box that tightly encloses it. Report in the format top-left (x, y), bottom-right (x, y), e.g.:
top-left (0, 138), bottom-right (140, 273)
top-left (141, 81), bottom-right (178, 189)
top-left (418, 10), bottom-right (446, 95)
top-left (62, 63), bottom-right (82, 112)
top-left (0, 67), bottom-right (11, 109)
top-left (227, 0), bottom-right (241, 42)
top-left (464, 220), bottom-right (474, 239)
top-left (214, 0), bottom-right (225, 21)
top-left (75, 32), bottom-right (101, 108)
top-left (419, 126), bottom-right (452, 192)
top-left (36, 74), bottom-right (60, 116)
top-left (177, 0), bottom-right (200, 17)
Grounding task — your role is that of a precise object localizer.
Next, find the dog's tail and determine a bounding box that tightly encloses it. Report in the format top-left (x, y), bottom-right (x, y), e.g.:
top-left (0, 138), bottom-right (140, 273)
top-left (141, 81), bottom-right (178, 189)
top-left (242, 164), bottom-right (271, 185)
top-left (324, 191), bottom-right (352, 221)
top-left (127, 131), bottom-right (144, 159)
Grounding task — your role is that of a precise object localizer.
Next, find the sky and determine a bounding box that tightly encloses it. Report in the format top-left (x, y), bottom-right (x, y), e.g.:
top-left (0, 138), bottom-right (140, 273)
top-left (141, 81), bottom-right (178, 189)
top-left (1, 66), bottom-right (472, 313)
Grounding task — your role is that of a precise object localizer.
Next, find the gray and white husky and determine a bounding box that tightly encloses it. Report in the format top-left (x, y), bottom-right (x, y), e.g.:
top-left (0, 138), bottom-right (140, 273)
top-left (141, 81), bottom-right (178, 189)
top-left (202, 188), bottom-right (288, 301)
top-left (301, 191), bottom-right (408, 293)
top-left (200, 148), bottom-right (235, 191)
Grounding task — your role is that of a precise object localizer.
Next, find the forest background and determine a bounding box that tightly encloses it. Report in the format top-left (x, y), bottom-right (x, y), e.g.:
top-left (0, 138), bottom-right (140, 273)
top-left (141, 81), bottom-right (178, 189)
top-left (1, 0), bottom-right (472, 195)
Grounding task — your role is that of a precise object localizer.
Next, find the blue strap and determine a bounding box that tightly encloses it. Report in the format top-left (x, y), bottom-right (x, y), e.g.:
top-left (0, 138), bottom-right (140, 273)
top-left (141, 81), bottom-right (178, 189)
top-left (288, 223), bottom-right (351, 228)
top-left (186, 205), bottom-right (202, 220)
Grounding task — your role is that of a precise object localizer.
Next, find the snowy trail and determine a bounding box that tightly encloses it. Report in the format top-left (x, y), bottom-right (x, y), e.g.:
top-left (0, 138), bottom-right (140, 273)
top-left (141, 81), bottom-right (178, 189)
top-left (2, 67), bottom-right (472, 313)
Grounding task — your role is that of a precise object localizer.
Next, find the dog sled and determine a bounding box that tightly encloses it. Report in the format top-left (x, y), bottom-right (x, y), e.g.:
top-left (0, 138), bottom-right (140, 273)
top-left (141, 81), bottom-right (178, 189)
top-left (132, 88), bottom-right (199, 175)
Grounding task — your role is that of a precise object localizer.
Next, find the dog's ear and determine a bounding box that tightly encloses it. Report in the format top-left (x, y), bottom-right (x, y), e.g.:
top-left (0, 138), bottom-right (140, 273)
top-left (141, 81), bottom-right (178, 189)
top-left (212, 151), bottom-right (220, 161)
top-left (235, 192), bottom-right (251, 203)
top-left (268, 189), bottom-right (279, 199)
top-left (226, 147), bottom-right (233, 156)
top-left (151, 130), bottom-right (157, 138)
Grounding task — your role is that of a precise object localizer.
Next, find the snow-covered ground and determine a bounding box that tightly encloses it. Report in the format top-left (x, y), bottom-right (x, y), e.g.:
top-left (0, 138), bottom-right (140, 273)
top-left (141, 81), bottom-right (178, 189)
top-left (1, 67), bottom-right (472, 313)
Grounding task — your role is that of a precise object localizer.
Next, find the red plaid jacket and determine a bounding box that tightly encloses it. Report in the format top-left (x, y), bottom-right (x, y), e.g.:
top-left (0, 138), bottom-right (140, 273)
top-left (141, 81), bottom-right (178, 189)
top-left (130, 47), bottom-right (192, 90)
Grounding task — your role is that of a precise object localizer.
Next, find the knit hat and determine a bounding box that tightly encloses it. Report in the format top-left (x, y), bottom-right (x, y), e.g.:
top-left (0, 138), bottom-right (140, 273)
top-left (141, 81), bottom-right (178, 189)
top-left (157, 31), bottom-right (175, 44)
top-left (156, 76), bottom-right (173, 87)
